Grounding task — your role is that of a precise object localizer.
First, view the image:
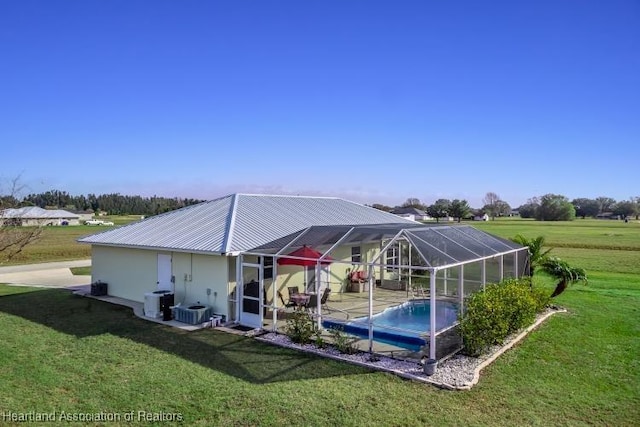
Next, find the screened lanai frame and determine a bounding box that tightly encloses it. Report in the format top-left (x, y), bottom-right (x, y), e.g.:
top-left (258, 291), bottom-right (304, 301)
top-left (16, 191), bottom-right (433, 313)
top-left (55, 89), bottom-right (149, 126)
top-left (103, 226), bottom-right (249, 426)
top-left (241, 223), bottom-right (529, 360)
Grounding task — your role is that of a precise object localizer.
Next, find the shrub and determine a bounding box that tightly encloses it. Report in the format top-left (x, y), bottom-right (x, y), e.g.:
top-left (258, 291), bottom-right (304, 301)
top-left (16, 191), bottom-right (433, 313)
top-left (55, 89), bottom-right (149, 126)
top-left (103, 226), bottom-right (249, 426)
top-left (328, 327), bottom-right (359, 355)
top-left (284, 307), bottom-right (317, 344)
top-left (531, 287), bottom-right (551, 312)
top-left (459, 278), bottom-right (547, 357)
top-left (312, 329), bottom-right (326, 349)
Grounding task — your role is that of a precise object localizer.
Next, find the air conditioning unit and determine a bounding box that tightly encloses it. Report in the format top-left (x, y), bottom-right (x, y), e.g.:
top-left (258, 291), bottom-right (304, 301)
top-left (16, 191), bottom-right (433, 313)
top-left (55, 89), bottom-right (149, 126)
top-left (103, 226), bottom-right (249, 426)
top-left (144, 290), bottom-right (172, 318)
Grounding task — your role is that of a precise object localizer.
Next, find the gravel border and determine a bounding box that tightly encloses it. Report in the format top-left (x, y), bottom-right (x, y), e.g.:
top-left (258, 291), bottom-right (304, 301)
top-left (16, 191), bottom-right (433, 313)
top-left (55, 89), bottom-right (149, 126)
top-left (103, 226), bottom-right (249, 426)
top-left (255, 307), bottom-right (566, 390)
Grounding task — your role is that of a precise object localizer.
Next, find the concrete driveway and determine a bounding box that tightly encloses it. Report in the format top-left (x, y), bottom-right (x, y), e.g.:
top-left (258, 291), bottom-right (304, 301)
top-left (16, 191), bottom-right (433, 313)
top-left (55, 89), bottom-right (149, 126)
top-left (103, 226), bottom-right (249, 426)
top-left (0, 259), bottom-right (92, 288)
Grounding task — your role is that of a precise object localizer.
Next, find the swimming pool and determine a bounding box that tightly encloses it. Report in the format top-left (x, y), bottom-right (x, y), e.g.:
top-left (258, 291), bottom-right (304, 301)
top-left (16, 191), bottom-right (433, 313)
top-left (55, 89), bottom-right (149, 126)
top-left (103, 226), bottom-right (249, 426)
top-left (322, 299), bottom-right (460, 352)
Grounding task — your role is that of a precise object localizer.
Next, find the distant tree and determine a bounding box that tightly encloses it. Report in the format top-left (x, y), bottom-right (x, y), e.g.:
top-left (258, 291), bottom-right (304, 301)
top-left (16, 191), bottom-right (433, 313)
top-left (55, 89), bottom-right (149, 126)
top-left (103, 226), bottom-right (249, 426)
top-left (1, 195), bottom-right (19, 208)
top-left (1, 176), bottom-right (43, 264)
top-left (402, 198), bottom-right (425, 209)
top-left (449, 199), bottom-right (471, 223)
top-left (595, 196), bottom-right (616, 214)
top-left (495, 200), bottom-right (512, 217)
top-left (535, 194), bottom-right (575, 221)
top-left (22, 190), bottom-right (204, 216)
top-left (370, 203), bottom-right (392, 212)
top-left (633, 197), bottom-right (640, 220)
top-left (571, 198), bottom-right (599, 219)
top-left (517, 200), bottom-right (539, 219)
top-left (613, 201), bottom-right (636, 219)
top-left (540, 257), bottom-right (587, 298)
top-left (482, 192), bottom-right (510, 220)
top-left (426, 199), bottom-right (451, 223)
top-left (482, 192), bottom-right (500, 220)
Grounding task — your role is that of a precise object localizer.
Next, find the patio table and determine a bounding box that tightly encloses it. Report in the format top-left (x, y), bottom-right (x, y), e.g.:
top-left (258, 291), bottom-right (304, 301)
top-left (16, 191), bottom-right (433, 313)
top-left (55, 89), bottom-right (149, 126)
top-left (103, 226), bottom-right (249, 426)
top-left (289, 293), bottom-right (310, 307)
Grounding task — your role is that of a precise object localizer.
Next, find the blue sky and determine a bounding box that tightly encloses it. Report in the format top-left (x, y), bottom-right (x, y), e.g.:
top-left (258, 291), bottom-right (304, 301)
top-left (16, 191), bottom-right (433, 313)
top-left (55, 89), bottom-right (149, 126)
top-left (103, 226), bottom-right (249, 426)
top-left (1, 1), bottom-right (638, 208)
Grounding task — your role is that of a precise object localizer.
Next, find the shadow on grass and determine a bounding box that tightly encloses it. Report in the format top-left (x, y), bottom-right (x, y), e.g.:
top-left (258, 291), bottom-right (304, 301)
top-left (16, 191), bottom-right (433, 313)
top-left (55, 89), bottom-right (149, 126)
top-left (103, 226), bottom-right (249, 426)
top-left (0, 287), bottom-right (371, 384)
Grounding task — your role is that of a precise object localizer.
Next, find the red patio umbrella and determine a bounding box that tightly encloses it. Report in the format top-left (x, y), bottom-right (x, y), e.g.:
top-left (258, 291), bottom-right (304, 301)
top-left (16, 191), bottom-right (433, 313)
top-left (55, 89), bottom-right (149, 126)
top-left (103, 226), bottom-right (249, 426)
top-left (277, 245), bottom-right (333, 266)
top-left (277, 246), bottom-right (333, 294)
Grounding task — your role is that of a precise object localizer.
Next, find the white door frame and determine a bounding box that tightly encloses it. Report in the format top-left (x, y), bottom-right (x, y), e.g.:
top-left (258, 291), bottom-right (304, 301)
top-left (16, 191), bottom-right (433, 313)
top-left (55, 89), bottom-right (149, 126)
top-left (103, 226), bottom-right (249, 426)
top-left (238, 259), bottom-right (264, 329)
top-left (157, 253), bottom-right (173, 291)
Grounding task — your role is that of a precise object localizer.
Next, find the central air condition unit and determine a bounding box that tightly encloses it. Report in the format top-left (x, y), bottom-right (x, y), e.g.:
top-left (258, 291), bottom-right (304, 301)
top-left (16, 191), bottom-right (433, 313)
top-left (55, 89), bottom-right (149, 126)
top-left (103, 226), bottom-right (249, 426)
top-left (144, 290), bottom-right (172, 318)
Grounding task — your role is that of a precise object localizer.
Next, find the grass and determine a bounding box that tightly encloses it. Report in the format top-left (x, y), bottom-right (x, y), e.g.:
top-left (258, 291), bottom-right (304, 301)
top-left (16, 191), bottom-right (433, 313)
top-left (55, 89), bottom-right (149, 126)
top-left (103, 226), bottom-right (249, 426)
top-left (0, 218), bottom-right (639, 425)
top-left (473, 218), bottom-right (640, 275)
top-left (472, 218), bottom-right (640, 251)
top-left (0, 274), bottom-right (638, 425)
top-left (1, 215), bottom-right (140, 266)
top-left (70, 266), bottom-right (91, 276)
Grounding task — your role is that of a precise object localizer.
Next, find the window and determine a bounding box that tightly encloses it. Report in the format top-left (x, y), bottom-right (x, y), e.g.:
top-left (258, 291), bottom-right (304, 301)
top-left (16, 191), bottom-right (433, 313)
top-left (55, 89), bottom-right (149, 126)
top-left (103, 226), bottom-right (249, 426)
top-left (261, 256), bottom-right (273, 280)
top-left (385, 244), bottom-right (399, 272)
top-left (351, 246), bottom-right (361, 263)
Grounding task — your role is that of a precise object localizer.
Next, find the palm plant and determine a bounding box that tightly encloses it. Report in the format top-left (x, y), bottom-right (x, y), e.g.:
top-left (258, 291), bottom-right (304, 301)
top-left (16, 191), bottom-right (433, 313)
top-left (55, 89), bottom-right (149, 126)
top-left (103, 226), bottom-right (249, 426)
top-left (540, 257), bottom-right (587, 298)
top-left (511, 234), bottom-right (553, 277)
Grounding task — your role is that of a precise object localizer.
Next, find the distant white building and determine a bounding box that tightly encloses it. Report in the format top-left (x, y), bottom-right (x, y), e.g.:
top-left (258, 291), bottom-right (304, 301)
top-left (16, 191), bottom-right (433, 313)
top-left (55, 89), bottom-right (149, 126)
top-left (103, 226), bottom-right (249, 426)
top-left (390, 207), bottom-right (431, 222)
top-left (1, 206), bottom-right (81, 226)
top-left (474, 213), bottom-right (489, 221)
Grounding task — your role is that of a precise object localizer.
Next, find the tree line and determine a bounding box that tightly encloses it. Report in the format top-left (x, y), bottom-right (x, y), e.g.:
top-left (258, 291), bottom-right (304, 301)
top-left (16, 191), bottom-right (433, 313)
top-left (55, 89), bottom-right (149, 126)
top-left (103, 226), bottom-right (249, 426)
top-left (9, 190), bottom-right (204, 216)
top-left (372, 193), bottom-right (640, 222)
top-left (4, 187), bottom-right (638, 221)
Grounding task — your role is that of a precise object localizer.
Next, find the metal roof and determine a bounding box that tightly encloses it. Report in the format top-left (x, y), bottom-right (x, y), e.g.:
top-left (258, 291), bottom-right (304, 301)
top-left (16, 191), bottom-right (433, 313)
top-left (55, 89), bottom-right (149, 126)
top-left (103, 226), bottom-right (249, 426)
top-left (1, 206), bottom-right (80, 219)
top-left (391, 206), bottom-right (428, 216)
top-left (78, 193), bottom-right (416, 254)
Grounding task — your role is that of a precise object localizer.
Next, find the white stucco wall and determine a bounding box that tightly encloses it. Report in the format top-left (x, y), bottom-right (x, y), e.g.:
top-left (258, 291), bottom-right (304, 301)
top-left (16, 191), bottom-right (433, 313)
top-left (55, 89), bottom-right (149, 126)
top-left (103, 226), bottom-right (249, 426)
top-left (91, 245), bottom-right (158, 302)
top-left (267, 242), bottom-right (383, 298)
top-left (91, 240), bottom-right (386, 323)
top-left (91, 246), bottom-right (231, 319)
top-left (171, 252), bottom-right (229, 317)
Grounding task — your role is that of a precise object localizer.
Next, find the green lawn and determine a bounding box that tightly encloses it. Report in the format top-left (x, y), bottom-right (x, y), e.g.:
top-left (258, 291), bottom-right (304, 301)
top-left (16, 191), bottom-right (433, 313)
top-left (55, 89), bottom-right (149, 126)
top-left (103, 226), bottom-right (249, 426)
top-left (70, 266), bottom-right (92, 276)
top-left (473, 218), bottom-right (640, 251)
top-left (2, 215), bottom-right (140, 266)
top-left (0, 218), bottom-right (639, 425)
top-left (474, 218), bottom-right (640, 275)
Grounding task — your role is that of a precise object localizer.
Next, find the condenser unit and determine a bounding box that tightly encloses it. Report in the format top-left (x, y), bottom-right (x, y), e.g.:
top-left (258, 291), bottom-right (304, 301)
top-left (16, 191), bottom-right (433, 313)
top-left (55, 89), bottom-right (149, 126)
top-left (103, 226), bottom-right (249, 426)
top-left (144, 290), bottom-right (172, 318)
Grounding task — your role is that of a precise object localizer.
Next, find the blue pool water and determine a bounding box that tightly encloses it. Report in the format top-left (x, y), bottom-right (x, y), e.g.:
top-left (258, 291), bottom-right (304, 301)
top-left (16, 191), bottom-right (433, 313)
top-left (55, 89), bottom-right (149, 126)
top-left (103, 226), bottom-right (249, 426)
top-left (322, 299), bottom-right (460, 352)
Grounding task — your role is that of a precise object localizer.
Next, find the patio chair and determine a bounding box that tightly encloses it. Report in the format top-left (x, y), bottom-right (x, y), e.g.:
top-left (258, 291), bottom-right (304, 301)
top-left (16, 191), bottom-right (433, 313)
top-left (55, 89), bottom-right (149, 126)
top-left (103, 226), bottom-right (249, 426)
top-left (277, 291), bottom-right (296, 309)
top-left (287, 286), bottom-right (300, 298)
top-left (305, 293), bottom-right (318, 312)
top-left (320, 287), bottom-right (331, 312)
top-left (306, 288), bottom-right (332, 313)
top-left (350, 270), bottom-right (368, 284)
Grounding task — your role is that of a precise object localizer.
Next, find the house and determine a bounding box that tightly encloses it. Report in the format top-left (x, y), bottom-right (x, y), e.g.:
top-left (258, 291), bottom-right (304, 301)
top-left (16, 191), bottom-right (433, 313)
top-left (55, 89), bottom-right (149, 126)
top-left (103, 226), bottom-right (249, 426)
top-left (596, 212), bottom-right (620, 220)
top-left (1, 206), bottom-right (81, 226)
top-left (79, 193), bottom-right (528, 361)
top-left (473, 213), bottom-right (489, 221)
top-left (72, 210), bottom-right (95, 223)
top-left (79, 194), bottom-right (417, 320)
top-left (390, 206), bottom-right (431, 222)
